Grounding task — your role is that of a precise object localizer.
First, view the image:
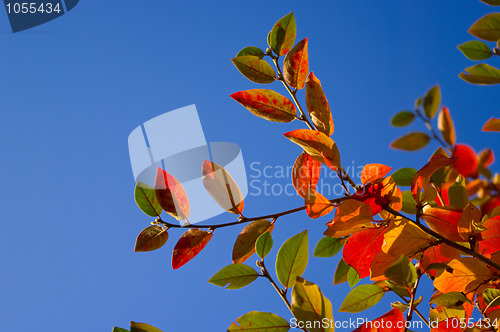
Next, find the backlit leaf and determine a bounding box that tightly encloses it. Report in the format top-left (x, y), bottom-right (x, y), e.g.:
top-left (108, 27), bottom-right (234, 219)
top-left (334, 258), bottom-right (350, 285)
top-left (459, 63), bottom-right (500, 85)
top-left (228, 311), bottom-right (290, 332)
top-left (391, 111), bottom-right (415, 127)
top-left (339, 284), bottom-right (386, 313)
top-left (231, 56), bottom-right (276, 84)
top-left (202, 160), bottom-right (244, 215)
top-left (313, 236), bottom-right (342, 258)
top-left (353, 309), bottom-right (405, 332)
top-left (305, 189), bottom-right (334, 219)
top-left (478, 216), bottom-right (500, 257)
top-left (291, 277), bottom-right (334, 332)
top-left (351, 176), bottom-right (398, 215)
top-left (231, 89), bottom-right (296, 123)
top-left (458, 203), bottom-right (481, 241)
top-left (112, 327), bottom-right (129, 332)
top-left (423, 85), bottom-right (441, 119)
top-left (452, 144), bottom-right (478, 178)
top-left (434, 257), bottom-right (492, 294)
top-left (391, 132), bottom-right (430, 151)
top-left (438, 106), bottom-right (456, 146)
top-left (134, 182), bottom-right (162, 217)
top-left (391, 168), bottom-right (417, 187)
top-left (360, 163), bottom-right (392, 185)
top-left (383, 222), bottom-right (435, 257)
top-left (430, 292), bottom-right (471, 307)
top-left (401, 190), bottom-right (417, 214)
top-left (448, 176), bottom-right (468, 209)
top-left (134, 225), bottom-right (169, 252)
top-left (324, 199), bottom-right (373, 238)
top-left (480, 0), bottom-right (500, 5)
top-left (483, 288), bottom-right (500, 308)
top-left (305, 72), bottom-right (334, 136)
top-left (236, 46), bottom-right (265, 58)
top-left (284, 38), bottom-right (309, 89)
top-left (483, 118), bottom-right (500, 132)
top-left (458, 40), bottom-right (493, 60)
top-left (269, 12), bottom-right (296, 56)
top-left (284, 129), bottom-right (341, 170)
top-left (276, 230), bottom-right (308, 288)
top-left (130, 322), bottom-right (162, 332)
top-left (420, 244), bottom-right (460, 277)
top-left (232, 219), bottom-right (274, 264)
top-left (155, 168), bottom-right (190, 221)
top-left (172, 229), bottom-right (213, 269)
top-left (469, 13), bottom-right (500, 41)
top-left (347, 268), bottom-right (360, 288)
top-left (292, 152), bottom-right (321, 198)
top-left (411, 154), bottom-right (456, 203)
top-left (208, 264), bottom-right (259, 289)
top-left (343, 227), bottom-right (386, 278)
top-left (255, 231), bottom-right (273, 259)
top-left (384, 255), bottom-right (417, 288)
top-left (421, 206), bottom-right (463, 242)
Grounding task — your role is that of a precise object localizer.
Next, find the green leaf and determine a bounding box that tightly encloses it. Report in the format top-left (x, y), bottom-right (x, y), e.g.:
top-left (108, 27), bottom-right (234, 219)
top-left (448, 175), bottom-right (468, 209)
top-left (269, 12), bottom-right (296, 56)
top-left (469, 13), bottom-right (500, 41)
top-left (391, 111), bottom-right (415, 127)
top-left (112, 328), bottom-right (130, 332)
top-left (276, 230), bottom-right (308, 288)
top-left (391, 168), bottom-right (417, 187)
top-left (237, 46), bottom-right (265, 59)
top-left (423, 85), bottom-right (441, 118)
top-left (401, 191), bottom-right (418, 214)
top-left (230, 89), bottom-right (296, 123)
top-left (334, 258), bottom-right (350, 285)
top-left (339, 284), bottom-right (386, 313)
top-left (208, 264), bottom-right (259, 289)
top-left (291, 277), bottom-right (334, 332)
top-left (480, 0), bottom-right (500, 5)
top-left (232, 219), bottom-right (274, 264)
top-left (415, 97), bottom-right (423, 108)
top-left (483, 288), bottom-right (500, 308)
top-left (228, 311), bottom-right (290, 331)
top-left (130, 322), bottom-right (162, 332)
top-left (391, 132), bottom-right (430, 151)
top-left (231, 56), bottom-right (276, 84)
top-left (134, 182), bottom-right (162, 217)
top-left (384, 255), bottom-right (417, 288)
top-left (459, 63), bottom-right (500, 85)
top-left (313, 237), bottom-right (342, 258)
top-left (458, 40), bottom-right (493, 60)
top-left (430, 292), bottom-right (471, 307)
top-left (134, 225), bottom-right (169, 252)
top-left (256, 231), bottom-right (273, 259)
top-left (347, 267), bottom-right (360, 288)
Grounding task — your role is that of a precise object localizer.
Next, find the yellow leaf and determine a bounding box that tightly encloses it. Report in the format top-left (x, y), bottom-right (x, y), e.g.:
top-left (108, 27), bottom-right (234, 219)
top-left (434, 257), bottom-right (492, 294)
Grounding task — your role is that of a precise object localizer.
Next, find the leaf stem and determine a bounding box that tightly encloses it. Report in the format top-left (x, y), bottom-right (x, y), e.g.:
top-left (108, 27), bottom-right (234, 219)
top-left (415, 108), bottom-right (452, 152)
top-left (396, 294), bottom-right (430, 328)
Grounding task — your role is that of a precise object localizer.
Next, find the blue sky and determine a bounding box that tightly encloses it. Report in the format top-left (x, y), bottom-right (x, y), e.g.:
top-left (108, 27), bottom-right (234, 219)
top-left (1, 1), bottom-right (499, 331)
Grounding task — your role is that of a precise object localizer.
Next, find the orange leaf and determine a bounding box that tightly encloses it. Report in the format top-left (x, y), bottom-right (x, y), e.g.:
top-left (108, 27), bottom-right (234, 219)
top-left (292, 152), bottom-right (321, 198)
top-left (437, 106), bottom-right (456, 146)
top-left (232, 219), bottom-right (274, 264)
top-left (421, 206), bottom-right (463, 242)
top-left (172, 229), bottom-right (213, 269)
top-left (305, 189), bottom-right (334, 219)
top-left (478, 216), bottom-right (500, 257)
top-left (482, 117), bottom-right (500, 132)
top-left (284, 129), bottom-right (341, 170)
top-left (353, 309), bottom-right (406, 332)
top-left (202, 160), bottom-right (244, 215)
top-left (360, 163), bottom-right (392, 185)
top-left (352, 177), bottom-right (397, 215)
top-left (420, 244), bottom-right (460, 277)
top-left (411, 154), bottom-right (456, 203)
top-left (452, 144), bottom-right (478, 178)
top-left (134, 225), bottom-right (169, 252)
top-left (155, 168), bottom-right (190, 220)
top-left (283, 38), bottom-right (309, 89)
top-left (230, 89), bottom-right (296, 123)
top-left (324, 199), bottom-right (373, 238)
top-left (434, 257), bottom-right (492, 294)
top-left (478, 148), bottom-right (494, 167)
top-left (343, 227), bottom-right (386, 278)
top-left (458, 203), bottom-right (482, 241)
top-left (382, 221), bottom-right (435, 257)
top-left (305, 72), bottom-right (334, 136)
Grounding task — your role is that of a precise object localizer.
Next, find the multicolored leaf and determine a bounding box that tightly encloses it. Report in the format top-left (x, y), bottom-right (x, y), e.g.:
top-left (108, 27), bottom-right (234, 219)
top-left (458, 40), bottom-right (493, 60)
top-left (228, 311), bottom-right (290, 331)
top-left (283, 38), bottom-right (309, 89)
top-left (134, 225), bottom-right (169, 252)
top-left (268, 12), bottom-right (296, 56)
top-left (231, 56), bottom-right (276, 84)
top-left (155, 168), bottom-right (190, 220)
top-left (423, 85), bottom-right (441, 119)
top-left (468, 13), bottom-right (500, 41)
top-left (134, 182), bottom-right (162, 217)
top-left (438, 106), bottom-right (456, 146)
top-left (459, 63), bottom-right (500, 85)
top-left (383, 221), bottom-right (435, 257)
top-left (324, 199), bottom-right (373, 238)
top-left (384, 255), bottom-right (417, 288)
top-left (208, 264), bottom-right (259, 289)
top-left (390, 132), bottom-right (430, 151)
top-left (232, 219), bottom-right (274, 264)
top-left (172, 229), bottom-right (213, 269)
top-left (421, 206), bottom-right (463, 242)
top-left (230, 89), bottom-right (296, 123)
top-left (434, 257), bottom-right (492, 293)
top-left (478, 216), bottom-right (500, 257)
top-left (339, 284), bottom-right (386, 313)
top-left (202, 160), bottom-right (244, 215)
top-left (276, 230), bottom-right (308, 288)
top-left (360, 163), bottom-right (392, 185)
top-left (305, 72), bottom-right (334, 136)
top-left (292, 152), bottom-right (321, 198)
top-left (343, 227), bottom-right (386, 278)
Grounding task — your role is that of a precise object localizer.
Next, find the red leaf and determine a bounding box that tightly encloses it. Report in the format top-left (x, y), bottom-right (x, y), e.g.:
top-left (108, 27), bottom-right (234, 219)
top-left (420, 244), bottom-right (460, 277)
top-left (478, 216), bottom-right (500, 257)
top-left (283, 38), bottom-right (309, 89)
top-left (452, 144), bottom-right (478, 178)
top-left (343, 227), bottom-right (386, 278)
top-left (172, 229), bottom-right (213, 269)
top-left (360, 163), bottom-right (392, 185)
top-left (421, 206), bottom-right (463, 242)
top-left (230, 89), bottom-right (296, 123)
top-left (353, 309), bottom-right (405, 332)
top-left (352, 177), bottom-right (397, 215)
top-left (292, 152), bottom-right (321, 198)
top-left (155, 168), bottom-right (190, 220)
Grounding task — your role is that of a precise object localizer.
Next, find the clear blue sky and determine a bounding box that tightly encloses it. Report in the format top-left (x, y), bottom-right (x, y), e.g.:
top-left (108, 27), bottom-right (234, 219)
top-left (1, 1), bottom-right (499, 331)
